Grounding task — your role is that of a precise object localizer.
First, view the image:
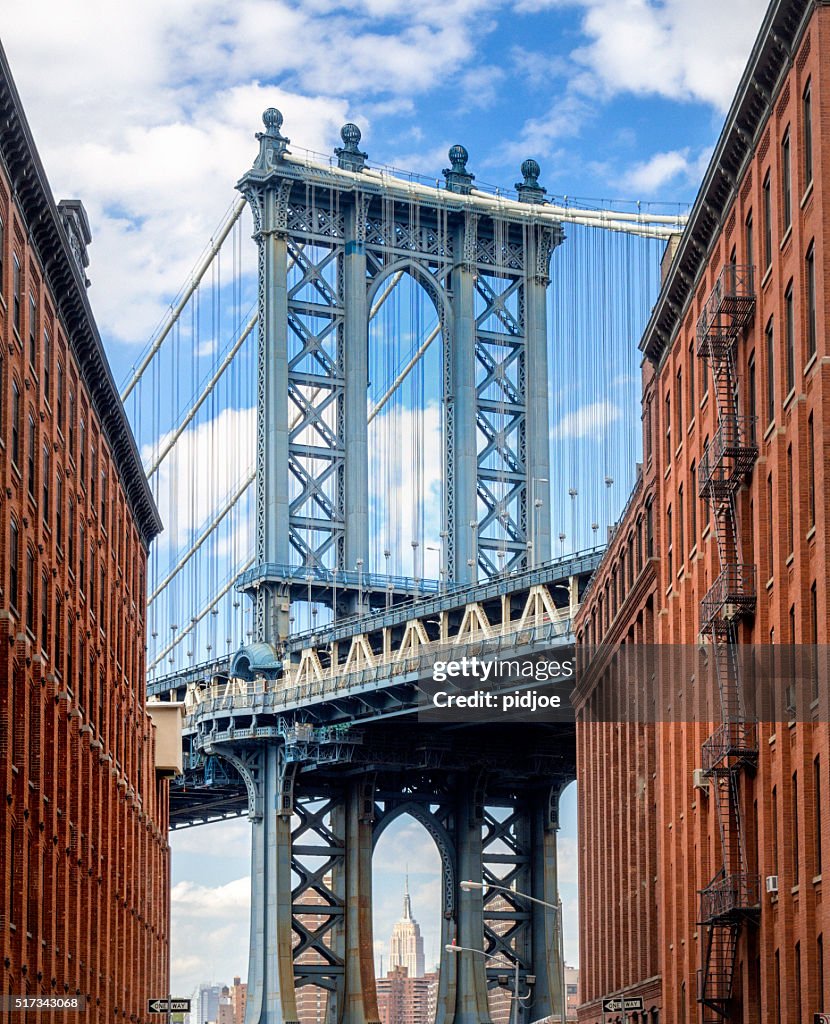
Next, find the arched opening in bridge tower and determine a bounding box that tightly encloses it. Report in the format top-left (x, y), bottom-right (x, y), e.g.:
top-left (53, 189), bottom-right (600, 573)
top-left (368, 269), bottom-right (444, 585)
top-left (372, 813), bottom-right (442, 1019)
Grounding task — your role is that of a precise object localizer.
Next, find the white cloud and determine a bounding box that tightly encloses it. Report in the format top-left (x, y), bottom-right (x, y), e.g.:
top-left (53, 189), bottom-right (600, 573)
top-left (620, 146), bottom-right (712, 194)
top-left (552, 400), bottom-right (622, 440)
top-left (0, 0), bottom-right (500, 348)
top-left (563, 0), bottom-right (766, 112)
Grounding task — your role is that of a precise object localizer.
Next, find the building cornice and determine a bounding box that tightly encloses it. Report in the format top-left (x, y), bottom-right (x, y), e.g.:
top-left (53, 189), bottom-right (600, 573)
top-left (0, 42), bottom-right (162, 547)
top-left (641, 0), bottom-right (821, 365)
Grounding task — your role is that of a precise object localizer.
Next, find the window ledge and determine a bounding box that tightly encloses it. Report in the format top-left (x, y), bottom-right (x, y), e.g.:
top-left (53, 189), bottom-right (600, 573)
top-left (761, 264), bottom-right (773, 289)
top-left (763, 420), bottom-right (776, 441)
top-left (779, 224), bottom-right (793, 251)
top-left (807, 525), bottom-right (816, 542)
top-left (786, 553), bottom-right (794, 567)
top-left (687, 417), bottom-right (696, 435)
top-left (801, 180), bottom-right (814, 208)
top-left (699, 391), bottom-right (709, 410)
top-left (783, 387), bottom-right (796, 411)
top-left (766, 576), bottom-right (774, 590)
top-left (804, 351), bottom-right (818, 377)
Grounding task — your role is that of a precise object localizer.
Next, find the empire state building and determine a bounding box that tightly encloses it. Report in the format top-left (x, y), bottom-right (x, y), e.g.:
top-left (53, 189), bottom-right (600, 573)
top-left (388, 878), bottom-right (425, 977)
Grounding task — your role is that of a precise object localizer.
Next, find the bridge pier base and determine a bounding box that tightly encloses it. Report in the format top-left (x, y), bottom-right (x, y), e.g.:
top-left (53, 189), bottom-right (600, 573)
top-left (244, 746), bottom-right (300, 1024)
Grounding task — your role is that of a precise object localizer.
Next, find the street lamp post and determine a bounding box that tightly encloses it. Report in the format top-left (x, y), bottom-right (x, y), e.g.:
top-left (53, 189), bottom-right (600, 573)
top-left (445, 943), bottom-right (532, 1024)
top-left (355, 557), bottom-right (364, 617)
top-left (460, 879), bottom-right (567, 1024)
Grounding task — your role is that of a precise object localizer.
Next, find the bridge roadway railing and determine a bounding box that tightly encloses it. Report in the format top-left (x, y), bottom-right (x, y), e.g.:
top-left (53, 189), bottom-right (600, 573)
top-left (182, 610), bottom-right (575, 732)
top-left (146, 545), bottom-right (603, 700)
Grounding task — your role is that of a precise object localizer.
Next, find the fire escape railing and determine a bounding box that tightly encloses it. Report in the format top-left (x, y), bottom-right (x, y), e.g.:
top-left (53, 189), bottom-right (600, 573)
top-left (695, 263), bottom-right (760, 1023)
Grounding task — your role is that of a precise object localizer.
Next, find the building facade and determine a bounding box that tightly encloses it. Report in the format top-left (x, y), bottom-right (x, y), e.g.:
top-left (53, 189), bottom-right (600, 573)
top-left (0, 41), bottom-right (167, 1024)
top-left (376, 966), bottom-right (437, 1024)
top-left (574, 1), bottom-right (830, 1022)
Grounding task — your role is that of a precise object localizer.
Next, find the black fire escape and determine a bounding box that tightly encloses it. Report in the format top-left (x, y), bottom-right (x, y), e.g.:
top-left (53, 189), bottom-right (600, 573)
top-left (695, 263), bottom-right (760, 1022)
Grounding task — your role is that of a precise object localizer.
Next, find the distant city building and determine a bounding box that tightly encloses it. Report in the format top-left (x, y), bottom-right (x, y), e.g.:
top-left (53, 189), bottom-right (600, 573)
top-left (229, 976), bottom-right (247, 1024)
top-left (376, 966), bottom-right (437, 1024)
top-left (197, 983), bottom-right (225, 1024)
top-left (389, 877), bottom-right (425, 978)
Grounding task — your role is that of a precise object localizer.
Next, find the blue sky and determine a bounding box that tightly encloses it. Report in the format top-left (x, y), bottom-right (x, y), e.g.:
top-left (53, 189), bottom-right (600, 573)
top-left (1, 0), bottom-right (770, 1001)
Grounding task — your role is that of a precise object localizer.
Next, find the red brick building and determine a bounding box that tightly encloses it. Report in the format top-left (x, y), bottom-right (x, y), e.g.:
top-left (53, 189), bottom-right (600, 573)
top-left (0, 42), bottom-right (169, 1023)
top-left (574, 0), bottom-right (830, 1021)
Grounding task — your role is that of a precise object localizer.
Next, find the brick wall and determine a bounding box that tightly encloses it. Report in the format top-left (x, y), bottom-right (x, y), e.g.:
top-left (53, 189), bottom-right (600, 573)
top-left (573, 4), bottom-right (830, 1022)
top-left (0, 58), bottom-right (168, 1024)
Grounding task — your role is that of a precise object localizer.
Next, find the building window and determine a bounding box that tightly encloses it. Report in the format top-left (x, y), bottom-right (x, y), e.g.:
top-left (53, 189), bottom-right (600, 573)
top-left (667, 504), bottom-right (673, 580)
top-left (79, 418), bottom-right (86, 484)
top-left (785, 280), bottom-right (795, 394)
top-left (767, 473), bottom-right (774, 578)
top-left (100, 565), bottom-right (106, 626)
top-left (79, 524), bottom-right (85, 593)
top-left (68, 389), bottom-right (75, 455)
top-left (89, 548), bottom-right (96, 617)
top-left (68, 503), bottom-right (75, 571)
top-left (747, 352), bottom-right (757, 442)
top-left (772, 784), bottom-right (779, 874)
top-left (56, 475), bottom-right (63, 550)
top-left (806, 241), bottom-right (816, 359)
top-left (811, 581), bottom-right (819, 701)
top-left (763, 172), bottom-right (773, 270)
top-left (42, 446), bottom-right (50, 524)
top-left (11, 379), bottom-right (20, 468)
top-left (815, 755), bottom-right (822, 875)
top-left (665, 390), bottom-right (671, 451)
top-left (56, 363), bottom-right (64, 431)
top-left (28, 293), bottom-right (37, 369)
top-left (25, 548), bottom-right (34, 633)
top-left (43, 329), bottom-right (50, 401)
top-left (54, 596), bottom-right (62, 672)
top-left (646, 501), bottom-right (654, 558)
top-left (787, 444), bottom-right (794, 556)
top-left (765, 316), bottom-right (775, 425)
top-left (808, 413), bottom-right (816, 528)
top-left (644, 396), bottom-right (653, 463)
top-left (0, 216), bottom-right (4, 295)
top-left (40, 572), bottom-right (48, 654)
top-left (688, 341), bottom-right (695, 413)
top-left (27, 414), bottom-right (36, 500)
top-left (793, 771), bottom-right (800, 885)
top-left (9, 519), bottom-right (19, 611)
top-left (690, 462), bottom-right (697, 543)
top-left (12, 253), bottom-right (20, 333)
top-left (795, 941), bottom-right (802, 1024)
top-left (676, 368), bottom-right (683, 438)
top-left (781, 129), bottom-right (791, 232)
top-left (101, 471), bottom-right (107, 526)
top-left (745, 209), bottom-right (753, 263)
top-left (803, 79), bottom-right (813, 186)
top-left (90, 446), bottom-right (97, 506)
top-left (678, 485), bottom-right (684, 562)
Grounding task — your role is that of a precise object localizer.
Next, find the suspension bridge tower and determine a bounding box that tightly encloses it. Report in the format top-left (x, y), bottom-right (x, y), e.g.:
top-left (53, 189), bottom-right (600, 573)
top-left (234, 109), bottom-right (562, 653)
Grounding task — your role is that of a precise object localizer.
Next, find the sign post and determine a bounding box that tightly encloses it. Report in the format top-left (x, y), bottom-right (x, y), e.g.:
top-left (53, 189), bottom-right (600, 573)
top-left (147, 999), bottom-right (191, 1015)
top-left (601, 996), bottom-right (644, 1015)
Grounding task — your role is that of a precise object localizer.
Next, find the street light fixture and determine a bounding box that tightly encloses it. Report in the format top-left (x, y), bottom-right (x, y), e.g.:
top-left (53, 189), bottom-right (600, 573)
top-left (460, 880), bottom-right (567, 1024)
top-left (444, 943), bottom-right (534, 1024)
top-left (530, 477), bottom-right (548, 569)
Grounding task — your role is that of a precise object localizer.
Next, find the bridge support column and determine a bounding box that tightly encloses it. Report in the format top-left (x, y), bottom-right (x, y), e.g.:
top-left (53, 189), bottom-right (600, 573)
top-left (449, 219), bottom-right (480, 584)
top-left (333, 778), bottom-right (380, 1019)
top-left (525, 226), bottom-right (556, 567)
top-left (446, 783), bottom-right (493, 1024)
top-left (245, 746), bottom-right (299, 1024)
top-left (342, 204), bottom-right (369, 594)
top-left (528, 786), bottom-right (565, 1021)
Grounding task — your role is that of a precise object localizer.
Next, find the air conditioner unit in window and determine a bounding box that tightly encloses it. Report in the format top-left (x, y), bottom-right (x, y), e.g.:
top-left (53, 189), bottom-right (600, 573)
top-left (693, 768), bottom-right (708, 791)
top-left (765, 875), bottom-right (779, 894)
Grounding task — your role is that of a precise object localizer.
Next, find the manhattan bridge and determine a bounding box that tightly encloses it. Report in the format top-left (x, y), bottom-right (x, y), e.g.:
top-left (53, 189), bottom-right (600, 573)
top-left (131, 111), bottom-right (686, 1024)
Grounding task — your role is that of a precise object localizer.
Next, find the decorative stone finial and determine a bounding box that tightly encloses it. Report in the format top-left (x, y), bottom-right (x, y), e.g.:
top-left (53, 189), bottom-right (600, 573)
top-left (516, 158), bottom-right (547, 204)
top-left (252, 107), bottom-right (290, 170)
top-left (335, 122), bottom-right (368, 172)
top-left (443, 144), bottom-right (475, 194)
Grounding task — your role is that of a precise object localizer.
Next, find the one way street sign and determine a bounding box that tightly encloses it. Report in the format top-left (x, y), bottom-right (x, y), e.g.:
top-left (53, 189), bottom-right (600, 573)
top-left (148, 999), bottom-right (191, 1014)
top-left (602, 996), bottom-right (645, 1013)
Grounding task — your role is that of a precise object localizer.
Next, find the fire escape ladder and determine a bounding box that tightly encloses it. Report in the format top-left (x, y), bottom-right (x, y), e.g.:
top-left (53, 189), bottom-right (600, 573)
top-left (695, 263), bottom-right (759, 1022)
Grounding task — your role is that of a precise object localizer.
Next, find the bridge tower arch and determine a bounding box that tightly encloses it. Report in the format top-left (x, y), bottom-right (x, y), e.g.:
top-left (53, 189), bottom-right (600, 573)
top-left (237, 112), bottom-right (563, 648)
